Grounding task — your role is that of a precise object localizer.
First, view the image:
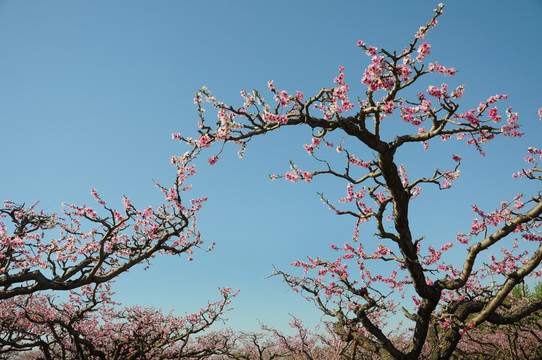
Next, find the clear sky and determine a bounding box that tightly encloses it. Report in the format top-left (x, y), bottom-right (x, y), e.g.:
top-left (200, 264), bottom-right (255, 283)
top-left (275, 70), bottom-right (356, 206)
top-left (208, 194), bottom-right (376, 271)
top-left (1, 1), bottom-right (541, 333)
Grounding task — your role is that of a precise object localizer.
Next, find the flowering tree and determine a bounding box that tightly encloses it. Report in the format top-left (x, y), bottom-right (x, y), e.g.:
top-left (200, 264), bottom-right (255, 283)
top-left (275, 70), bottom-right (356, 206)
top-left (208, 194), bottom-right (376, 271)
top-left (453, 283), bottom-right (542, 359)
top-left (0, 284), bottom-right (236, 360)
top-left (0, 147), bottom-right (208, 299)
top-left (0, 147), bottom-right (237, 358)
top-left (200, 319), bottom-right (370, 360)
top-left (183, 4), bottom-right (542, 359)
top-left (196, 317), bottom-right (409, 360)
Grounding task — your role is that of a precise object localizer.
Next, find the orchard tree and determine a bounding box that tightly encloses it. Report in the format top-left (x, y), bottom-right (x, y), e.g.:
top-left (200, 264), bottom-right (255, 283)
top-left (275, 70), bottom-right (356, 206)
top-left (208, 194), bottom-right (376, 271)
top-left (453, 282), bottom-right (542, 359)
top-left (0, 284), bottom-right (236, 360)
top-left (182, 4), bottom-right (542, 360)
top-left (0, 147), bottom-right (237, 358)
top-left (0, 147), bottom-right (206, 299)
top-left (200, 319), bottom-right (376, 360)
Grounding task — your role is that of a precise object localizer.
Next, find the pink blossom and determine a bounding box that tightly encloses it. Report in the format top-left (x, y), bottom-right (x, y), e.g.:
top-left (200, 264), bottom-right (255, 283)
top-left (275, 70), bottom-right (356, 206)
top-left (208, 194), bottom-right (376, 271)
top-left (302, 171), bottom-right (312, 183)
top-left (349, 155), bottom-right (371, 168)
top-left (416, 42), bottom-right (431, 62)
top-left (460, 109), bottom-right (479, 126)
top-left (207, 156), bottom-right (219, 165)
top-left (439, 318), bottom-right (452, 330)
top-left (366, 46), bottom-right (378, 56)
top-left (513, 201), bottom-right (524, 210)
top-left (488, 107), bottom-right (501, 122)
top-left (398, 64), bottom-right (412, 82)
top-left (452, 154), bottom-right (462, 162)
top-left (427, 85), bottom-right (442, 98)
top-left (284, 171), bottom-right (300, 183)
top-left (197, 134), bottom-right (213, 148)
top-left (303, 144), bottom-right (314, 155)
top-left (456, 232), bottom-right (469, 244)
top-left (279, 90), bottom-right (290, 107)
top-left (398, 164), bottom-right (409, 187)
top-left (451, 85), bottom-right (465, 98)
top-left (122, 197), bottom-right (131, 211)
top-left (418, 127), bottom-right (429, 150)
top-left (524, 156), bottom-right (535, 164)
top-left (420, 100), bottom-right (432, 112)
top-left (262, 111), bottom-right (288, 125)
top-left (383, 100), bottom-right (396, 114)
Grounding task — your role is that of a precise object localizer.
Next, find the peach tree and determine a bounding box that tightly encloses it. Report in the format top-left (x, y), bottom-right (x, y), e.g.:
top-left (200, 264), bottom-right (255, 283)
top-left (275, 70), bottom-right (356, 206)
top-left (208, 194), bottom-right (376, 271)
top-left (0, 147), bottom-right (237, 359)
top-left (182, 4), bottom-right (542, 360)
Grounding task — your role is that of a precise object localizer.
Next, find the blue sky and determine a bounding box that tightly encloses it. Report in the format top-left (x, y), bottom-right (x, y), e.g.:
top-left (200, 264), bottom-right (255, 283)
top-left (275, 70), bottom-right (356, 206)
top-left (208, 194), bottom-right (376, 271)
top-left (1, 1), bottom-right (541, 333)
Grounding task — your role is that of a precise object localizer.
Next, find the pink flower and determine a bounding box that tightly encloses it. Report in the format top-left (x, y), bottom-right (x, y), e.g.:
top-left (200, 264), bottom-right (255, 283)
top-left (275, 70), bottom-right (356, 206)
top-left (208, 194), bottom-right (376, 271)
top-left (420, 100), bottom-right (432, 112)
top-left (456, 232), bottom-right (469, 244)
top-left (84, 207), bottom-right (97, 218)
top-left (262, 111), bottom-right (288, 125)
top-left (366, 46), bottom-right (378, 56)
top-left (398, 65), bottom-right (412, 82)
top-left (513, 201), bottom-right (524, 210)
top-left (279, 90), bottom-right (290, 107)
top-left (427, 85), bottom-right (442, 98)
top-left (524, 156), bottom-right (535, 164)
top-left (451, 85), bottom-right (464, 99)
top-left (303, 144), bottom-right (314, 155)
top-left (488, 107), bottom-right (501, 122)
top-left (197, 134), bottom-right (213, 148)
top-left (207, 156), bottom-right (219, 165)
top-left (284, 171), bottom-right (300, 183)
top-left (383, 100), bottom-right (396, 114)
top-left (122, 197), bottom-right (131, 210)
top-left (302, 171), bottom-right (312, 183)
top-left (452, 154), bottom-right (462, 162)
top-left (439, 318), bottom-right (452, 330)
top-left (416, 42), bottom-right (431, 62)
